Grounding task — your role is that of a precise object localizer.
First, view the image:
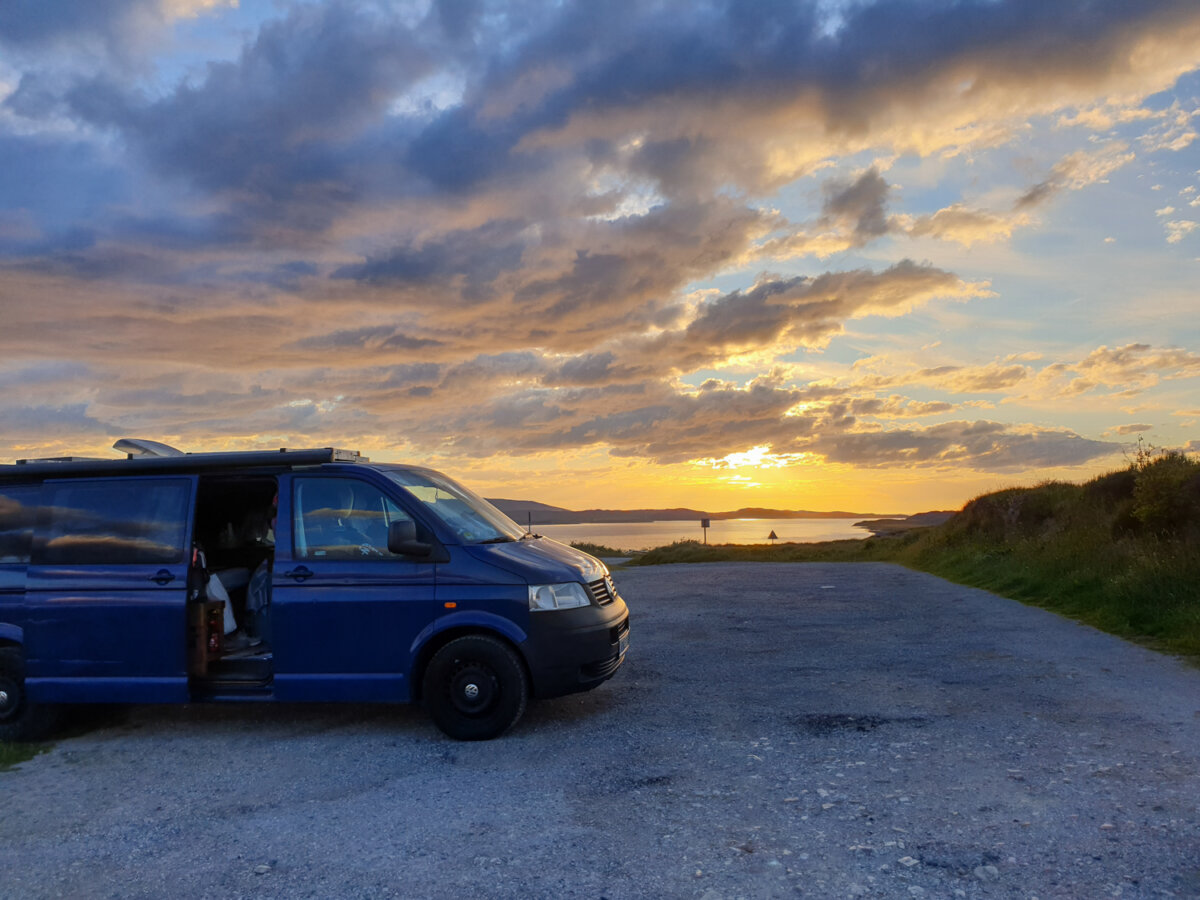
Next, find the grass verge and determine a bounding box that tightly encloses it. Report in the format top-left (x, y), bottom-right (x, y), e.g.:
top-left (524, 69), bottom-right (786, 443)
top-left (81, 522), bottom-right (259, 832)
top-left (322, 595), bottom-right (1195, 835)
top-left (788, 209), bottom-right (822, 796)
top-left (0, 740), bottom-right (48, 771)
top-left (569, 541), bottom-right (635, 557)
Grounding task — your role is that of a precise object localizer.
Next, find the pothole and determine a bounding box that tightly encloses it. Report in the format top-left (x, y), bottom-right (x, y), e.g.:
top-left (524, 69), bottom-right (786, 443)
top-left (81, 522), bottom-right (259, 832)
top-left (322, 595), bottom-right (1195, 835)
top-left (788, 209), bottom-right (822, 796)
top-left (793, 713), bottom-right (927, 734)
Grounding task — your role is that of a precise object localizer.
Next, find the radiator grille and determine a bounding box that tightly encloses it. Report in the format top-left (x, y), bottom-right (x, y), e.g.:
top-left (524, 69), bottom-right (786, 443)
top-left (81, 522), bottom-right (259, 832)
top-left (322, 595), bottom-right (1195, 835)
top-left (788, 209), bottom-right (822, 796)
top-left (587, 576), bottom-right (617, 606)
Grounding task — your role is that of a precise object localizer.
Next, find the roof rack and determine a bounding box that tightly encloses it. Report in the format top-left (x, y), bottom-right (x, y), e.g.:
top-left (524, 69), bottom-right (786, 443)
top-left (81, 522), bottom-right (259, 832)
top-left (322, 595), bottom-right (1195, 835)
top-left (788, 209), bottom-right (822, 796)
top-left (3, 445), bottom-right (368, 480)
top-left (10, 456), bottom-right (109, 464)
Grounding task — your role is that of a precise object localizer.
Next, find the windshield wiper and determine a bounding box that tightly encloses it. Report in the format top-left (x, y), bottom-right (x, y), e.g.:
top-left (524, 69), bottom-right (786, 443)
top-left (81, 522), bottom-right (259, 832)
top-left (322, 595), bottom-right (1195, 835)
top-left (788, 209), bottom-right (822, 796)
top-left (520, 531), bottom-right (542, 540)
top-left (477, 536), bottom-right (516, 544)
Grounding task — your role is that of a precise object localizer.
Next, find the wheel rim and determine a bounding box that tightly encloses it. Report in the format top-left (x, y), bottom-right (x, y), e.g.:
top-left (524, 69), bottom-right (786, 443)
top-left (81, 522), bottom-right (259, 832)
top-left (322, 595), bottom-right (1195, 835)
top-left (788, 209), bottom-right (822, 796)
top-left (448, 663), bottom-right (498, 716)
top-left (0, 674), bottom-right (21, 723)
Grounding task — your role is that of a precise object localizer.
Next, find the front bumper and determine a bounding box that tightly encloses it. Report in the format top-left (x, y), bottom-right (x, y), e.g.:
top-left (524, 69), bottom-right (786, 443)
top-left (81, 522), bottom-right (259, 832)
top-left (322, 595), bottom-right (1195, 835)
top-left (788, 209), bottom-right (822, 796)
top-left (522, 593), bottom-right (629, 699)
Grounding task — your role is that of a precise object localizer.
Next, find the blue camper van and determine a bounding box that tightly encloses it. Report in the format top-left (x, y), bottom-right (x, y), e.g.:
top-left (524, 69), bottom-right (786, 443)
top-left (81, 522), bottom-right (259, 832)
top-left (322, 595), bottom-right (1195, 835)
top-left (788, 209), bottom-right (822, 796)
top-left (0, 441), bottom-right (628, 741)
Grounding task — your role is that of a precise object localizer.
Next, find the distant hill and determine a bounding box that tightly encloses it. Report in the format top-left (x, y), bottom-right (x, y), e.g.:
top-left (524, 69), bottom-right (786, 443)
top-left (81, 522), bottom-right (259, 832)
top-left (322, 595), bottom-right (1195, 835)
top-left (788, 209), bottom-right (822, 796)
top-left (487, 498), bottom-right (899, 525)
top-left (488, 499), bottom-right (569, 515)
top-left (852, 510), bottom-right (957, 536)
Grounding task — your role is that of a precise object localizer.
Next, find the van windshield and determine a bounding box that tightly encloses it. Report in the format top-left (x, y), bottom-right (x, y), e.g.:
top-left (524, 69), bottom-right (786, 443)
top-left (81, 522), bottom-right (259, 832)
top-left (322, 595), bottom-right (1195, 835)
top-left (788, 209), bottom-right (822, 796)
top-left (380, 467), bottom-right (526, 544)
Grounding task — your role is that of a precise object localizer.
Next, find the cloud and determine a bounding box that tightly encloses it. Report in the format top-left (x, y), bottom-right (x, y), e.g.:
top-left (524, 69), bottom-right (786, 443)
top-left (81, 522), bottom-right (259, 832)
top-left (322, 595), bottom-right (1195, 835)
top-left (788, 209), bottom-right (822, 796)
top-left (815, 395), bottom-right (956, 424)
top-left (904, 204), bottom-right (1027, 247)
top-left (0, 0), bottom-right (232, 55)
top-left (820, 168), bottom-right (891, 244)
top-left (408, 378), bottom-right (813, 465)
top-left (681, 261), bottom-right (988, 351)
top-left (516, 0), bottom-right (1200, 189)
top-left (412, 375), bottom-right (1114, 473)
top-left (1138, 101), bottom-right (1198, 152)
top-left (334, 219), bottom-right (531, 299)
top-left (0, 403), bottom-right (114, 443)
top-left (290, 326), bottom-right (446, 354)
top-left (810, 421), bottom-right (1118, 471)
top-left (763, 179), bottom-right (1033, 257)
top-left (850, 343), bottom-right (1200, 405)
top-left (851, 359), bottom-right (1034, 394)
top-left (1109, 423), bottom-right (1153, 435)
top-left (748, 168), bottom-right (897, 259)
top-left (1015, 143), bottom-right (1136, 210)
top-left (538, 260), bottom-right (990, 384)
top-left (1164, 220), bottom-right (1198, 243)
top-left (1073, 343), bottom-right (1200, 389)
top-left (7, 0), bottom-right (1193, 259)
top-left (1056, 104), bottom-right (1159, 131)
top-left (774, 146), bottom-right (1134, 257)
top-left (1, 0), bottom-right (1199, 493)
top-left (755, 166), bottom-right (1025, 257)
top-left (57, 2), bottom-right (438, 234)
top-left (887, 143), bottom-right (1136, 249)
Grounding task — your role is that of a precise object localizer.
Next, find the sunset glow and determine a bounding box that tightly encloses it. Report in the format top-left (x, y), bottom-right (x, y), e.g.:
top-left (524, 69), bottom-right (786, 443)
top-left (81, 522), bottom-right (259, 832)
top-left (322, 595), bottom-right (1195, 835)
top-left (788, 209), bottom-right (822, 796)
top-left (1, 1), bottom-right (1198, 513)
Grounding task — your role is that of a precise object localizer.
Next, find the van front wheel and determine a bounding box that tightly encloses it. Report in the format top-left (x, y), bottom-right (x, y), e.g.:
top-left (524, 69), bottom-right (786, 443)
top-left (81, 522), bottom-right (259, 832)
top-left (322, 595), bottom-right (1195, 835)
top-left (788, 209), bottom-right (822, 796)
top-left (423, 636), bottom-right (528, 741)
top-left (0, 647), bottom-right (57, 743)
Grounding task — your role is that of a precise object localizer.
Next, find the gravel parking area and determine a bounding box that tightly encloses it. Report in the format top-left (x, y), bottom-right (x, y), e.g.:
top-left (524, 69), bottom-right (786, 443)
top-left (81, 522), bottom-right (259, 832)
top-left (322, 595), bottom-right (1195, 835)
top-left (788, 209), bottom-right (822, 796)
top-left (3, 562), bottom-right (1200, 899)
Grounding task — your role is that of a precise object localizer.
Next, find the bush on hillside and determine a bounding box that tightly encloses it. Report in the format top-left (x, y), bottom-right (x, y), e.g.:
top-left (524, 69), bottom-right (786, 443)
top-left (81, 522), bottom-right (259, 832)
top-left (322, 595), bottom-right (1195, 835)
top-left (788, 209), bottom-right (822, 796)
top-left (950, 481), bottom-right (1083, 542)
top-left (1084, 468), bottom-right (1136, 507)
top-left (1132, 451), bottom-right (1200, 535)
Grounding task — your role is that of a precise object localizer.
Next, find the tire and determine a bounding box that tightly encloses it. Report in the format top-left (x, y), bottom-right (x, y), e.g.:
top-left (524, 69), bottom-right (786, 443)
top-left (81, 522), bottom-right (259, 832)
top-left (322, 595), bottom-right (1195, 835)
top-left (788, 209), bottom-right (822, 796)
top-left (0, 647), bottom-right (58, 743)
top-left (423, 635), bottom-right (528, 741)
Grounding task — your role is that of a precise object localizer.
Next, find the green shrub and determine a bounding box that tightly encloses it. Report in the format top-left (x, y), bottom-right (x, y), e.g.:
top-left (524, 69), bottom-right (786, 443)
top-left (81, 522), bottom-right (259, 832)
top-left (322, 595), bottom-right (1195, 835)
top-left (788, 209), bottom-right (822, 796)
top-left (569, 541), bottom-right (633, 557)
top-left (1084, 468), bottom-right (1136, 507)
top-left (1132, 452), bottom-right (1200, 535)
top-left (949, 482), bottom-right (1082, 541)
top-left (1110, 498), bottom-right (1140, 539)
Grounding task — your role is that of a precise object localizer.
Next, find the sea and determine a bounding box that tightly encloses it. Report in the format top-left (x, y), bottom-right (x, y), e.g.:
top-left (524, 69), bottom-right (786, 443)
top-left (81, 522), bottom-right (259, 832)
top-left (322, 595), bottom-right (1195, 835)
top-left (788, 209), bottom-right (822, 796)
top-left (533, 517), bottom-right (882, 552)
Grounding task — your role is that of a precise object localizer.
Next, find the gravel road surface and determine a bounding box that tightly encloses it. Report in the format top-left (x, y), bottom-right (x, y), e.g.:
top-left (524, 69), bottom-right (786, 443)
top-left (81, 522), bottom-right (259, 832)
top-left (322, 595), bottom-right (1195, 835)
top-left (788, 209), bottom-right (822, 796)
top-left (3, 562), bottom-right (1200, 899)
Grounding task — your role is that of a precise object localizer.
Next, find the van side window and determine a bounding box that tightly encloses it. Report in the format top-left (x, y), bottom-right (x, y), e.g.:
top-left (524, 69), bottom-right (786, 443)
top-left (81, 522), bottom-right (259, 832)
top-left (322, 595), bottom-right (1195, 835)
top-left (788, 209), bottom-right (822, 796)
top-left (293, 478), bottom-right (411, 560)
top-left (35, 479), bottom-right (191, 565)
top-left (0, 485), bottom-right (38, 563)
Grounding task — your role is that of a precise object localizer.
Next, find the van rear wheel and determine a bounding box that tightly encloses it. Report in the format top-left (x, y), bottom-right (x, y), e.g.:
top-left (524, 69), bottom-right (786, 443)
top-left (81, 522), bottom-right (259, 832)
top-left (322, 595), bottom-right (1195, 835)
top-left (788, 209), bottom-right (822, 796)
top-left (0, 647), bottom-right (57, 743)
top-left (423, 636), bottom-right (528, 741)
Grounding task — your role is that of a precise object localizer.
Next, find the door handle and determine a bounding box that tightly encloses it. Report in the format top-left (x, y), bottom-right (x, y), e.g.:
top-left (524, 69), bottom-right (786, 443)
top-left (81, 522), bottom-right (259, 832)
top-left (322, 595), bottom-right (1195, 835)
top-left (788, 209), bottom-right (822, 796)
top-left (284, 565), bottom-right (314, 582)
top-left (150, 569), bottom-right (176, 585)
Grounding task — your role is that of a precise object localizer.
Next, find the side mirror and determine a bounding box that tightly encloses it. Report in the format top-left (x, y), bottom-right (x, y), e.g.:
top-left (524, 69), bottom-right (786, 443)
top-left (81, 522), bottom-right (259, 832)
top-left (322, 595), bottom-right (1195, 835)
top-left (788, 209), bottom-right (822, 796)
top-left (388, 519), bottom-right (433, 558)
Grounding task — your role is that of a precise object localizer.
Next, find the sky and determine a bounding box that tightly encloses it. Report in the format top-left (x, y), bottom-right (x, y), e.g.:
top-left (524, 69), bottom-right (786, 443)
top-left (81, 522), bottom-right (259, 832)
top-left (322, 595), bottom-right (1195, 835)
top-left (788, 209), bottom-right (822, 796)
top-left (0, 0), bottom-right (1198, 514)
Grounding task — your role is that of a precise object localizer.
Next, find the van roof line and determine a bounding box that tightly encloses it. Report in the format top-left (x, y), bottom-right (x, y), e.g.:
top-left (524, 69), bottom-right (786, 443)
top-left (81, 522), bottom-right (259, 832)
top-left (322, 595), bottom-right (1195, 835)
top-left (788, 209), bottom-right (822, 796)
top-left (1, 447), bottom-right (366, 479)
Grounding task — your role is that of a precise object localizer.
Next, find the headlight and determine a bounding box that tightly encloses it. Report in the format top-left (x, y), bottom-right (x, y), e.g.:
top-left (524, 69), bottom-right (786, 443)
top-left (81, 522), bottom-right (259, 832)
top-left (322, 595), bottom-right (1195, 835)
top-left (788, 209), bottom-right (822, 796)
top-left (528, 582), bottom-right (591, 611)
